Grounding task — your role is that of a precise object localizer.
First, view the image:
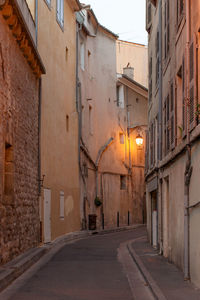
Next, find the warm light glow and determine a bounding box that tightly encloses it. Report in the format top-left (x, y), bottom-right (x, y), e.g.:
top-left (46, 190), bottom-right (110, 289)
top-left (136, 134), bottom-right (143, 146)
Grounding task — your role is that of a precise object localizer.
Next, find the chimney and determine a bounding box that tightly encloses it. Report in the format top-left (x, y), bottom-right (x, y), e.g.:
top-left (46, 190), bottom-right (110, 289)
top-left (123, 66), bottom-right (134, 80)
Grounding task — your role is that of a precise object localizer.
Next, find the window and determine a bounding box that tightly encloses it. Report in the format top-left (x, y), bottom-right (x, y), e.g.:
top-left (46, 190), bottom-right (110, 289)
top-left (155, 31), bottom-right (159, 85)
top-left (150, 122), bottom-right (155, 166)
top-left (116, 85), bottom-right (124, 108)
top-left (66, 115), bottom-right (69, 132)
top-left (60, 191), bottom-right (64, 220)
top-left (119, 133), bottom-right (124, 144)
top-left (163, 82), bottom-right (175, 155)
top-left (164, 0), bottom-right (170, 59)
top-left (149, 56), bottom-right (152, 102)
top-left (4, 144), bottom-right (13, 195)
top-left (57, 0), bottom-right (64, 28)
top-left (120, 175), bottom-right (126, 190)
top-left (189, 36), bottom-right (197, 130)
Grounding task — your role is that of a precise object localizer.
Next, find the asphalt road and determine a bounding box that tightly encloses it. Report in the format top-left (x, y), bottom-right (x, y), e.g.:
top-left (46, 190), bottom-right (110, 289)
top-left (1, 227), bottom-right (146, 300)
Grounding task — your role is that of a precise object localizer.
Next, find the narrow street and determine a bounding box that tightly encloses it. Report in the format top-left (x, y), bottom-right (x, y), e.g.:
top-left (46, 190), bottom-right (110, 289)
top-left (1, 226), bottom-right (200, 300)
top-left (1, 228), bottom-right (146, 300)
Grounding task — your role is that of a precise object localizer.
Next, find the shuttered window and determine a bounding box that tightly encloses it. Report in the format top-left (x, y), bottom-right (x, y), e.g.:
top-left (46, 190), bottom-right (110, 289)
top-left (149, 56), bottom-right (152, 102)
top-left (182, 56), bottom-right (186, 135)
top-left (57, 0), bottom-right (64, 28)
top-left (163, 84), bottom-right (175, 155)
top-left (150, 122), bottom-right (155, 167)
top-left (164, 0), bottom-right (170, 59)
top-left (156, 31), bottom-right (159, 85)
top-left (189, 36), bottom-right (197, 130)
top-left (170, 83), bottom-right (175, 148)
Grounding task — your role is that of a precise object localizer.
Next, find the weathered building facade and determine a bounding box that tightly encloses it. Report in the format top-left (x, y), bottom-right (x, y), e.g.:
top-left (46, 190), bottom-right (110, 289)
top-left (0, 0), bottom-right (44, 264)
top-left (146, 0), bottom-right (200, 288)
top-left (77, 7), bottom-right (148, 230)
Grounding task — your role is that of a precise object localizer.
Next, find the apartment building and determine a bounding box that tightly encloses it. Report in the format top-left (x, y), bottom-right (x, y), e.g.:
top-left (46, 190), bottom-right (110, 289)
top-left (146, 0), bottom-right (200, 287)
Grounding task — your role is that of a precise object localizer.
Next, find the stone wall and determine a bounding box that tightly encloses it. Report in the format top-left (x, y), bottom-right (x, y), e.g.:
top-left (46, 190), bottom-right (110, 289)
top-left (0, 14), bottom-right (40, 264)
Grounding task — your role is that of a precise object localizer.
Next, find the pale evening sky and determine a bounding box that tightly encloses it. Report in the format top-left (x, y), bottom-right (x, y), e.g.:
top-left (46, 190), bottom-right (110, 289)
top-left (85, 0), bottom-right (148, 45)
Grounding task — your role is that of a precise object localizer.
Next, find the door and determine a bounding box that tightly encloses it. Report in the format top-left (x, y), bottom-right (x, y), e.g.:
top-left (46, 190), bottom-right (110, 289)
top-left (44, 188), bottom-right (51, 243)
top-left (151, 191), bottom-right (158, 248)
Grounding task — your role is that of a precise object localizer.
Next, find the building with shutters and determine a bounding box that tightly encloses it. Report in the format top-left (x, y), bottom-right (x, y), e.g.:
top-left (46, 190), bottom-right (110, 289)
top-left (146, 0), bottom-right (200, 288)
top-left (0, 0), bottom-right (45, 264)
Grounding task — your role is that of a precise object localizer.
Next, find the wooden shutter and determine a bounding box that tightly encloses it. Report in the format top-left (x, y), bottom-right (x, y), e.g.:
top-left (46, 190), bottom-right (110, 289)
top-left (182, 55), bottom-right (186, 137)
top-left (163, 99), bottom-right (167, 155)
top-left (189, 34), bottom-right (197, 130)
top-left (166, 95), bottom-right (170, 153)
top-left (170, 82), bottom-right (175, 149)
top-left (145, 130), bottom-right (149, 171)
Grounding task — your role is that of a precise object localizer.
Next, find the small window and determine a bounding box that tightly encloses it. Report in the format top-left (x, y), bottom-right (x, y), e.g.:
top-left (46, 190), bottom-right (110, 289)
top-left (60, 191), bottom-right (64, 220)
top-left (57, 0), bottom-right (64, 28)
top-left (66, 115), bottom-right (69, 132)
top-left (120, 175), bottom-right (126, 190)
top-left (116, 85), bottom-right (124, 108)
top-left (119, 133), bottom-right (124, 144)
top-left (4, 144), bottom-right (14, 195)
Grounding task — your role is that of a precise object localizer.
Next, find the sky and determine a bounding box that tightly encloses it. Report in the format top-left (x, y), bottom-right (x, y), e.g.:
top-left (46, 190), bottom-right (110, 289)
top-left (85, 0), bottom-right (148, 45)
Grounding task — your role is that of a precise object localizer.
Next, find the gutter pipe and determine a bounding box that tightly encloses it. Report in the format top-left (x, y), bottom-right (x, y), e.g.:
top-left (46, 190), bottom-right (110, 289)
top-left (158, 0), bottom-right (163, 252)
top-left (184, 0), bottom-right (192, 280)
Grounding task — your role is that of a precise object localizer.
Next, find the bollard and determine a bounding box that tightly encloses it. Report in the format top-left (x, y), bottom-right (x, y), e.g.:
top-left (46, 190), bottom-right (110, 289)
top-left (128, 211), bottom-right (130, 226)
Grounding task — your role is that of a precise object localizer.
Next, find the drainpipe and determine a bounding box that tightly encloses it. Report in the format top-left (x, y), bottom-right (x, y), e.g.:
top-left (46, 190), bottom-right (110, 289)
top-left (184, 0), bottom-right (192, 281)
top-left (158, 0), bottom-right (163, 161)
top-left (158, 0), bottom-right (163, 253)
top-left (35, 0), bottom-right (38, 47)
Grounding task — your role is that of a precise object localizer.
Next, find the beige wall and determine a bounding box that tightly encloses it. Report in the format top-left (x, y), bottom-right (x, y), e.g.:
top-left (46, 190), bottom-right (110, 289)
top-left (36, 0), bottom-right (80, 240)
top-left (116, 40), bottom-right (148, 88)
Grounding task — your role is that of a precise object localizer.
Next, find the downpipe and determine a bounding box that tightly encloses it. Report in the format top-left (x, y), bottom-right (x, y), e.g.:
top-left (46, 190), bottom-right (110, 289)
top-left (184, 0), bottom-right (192, 280)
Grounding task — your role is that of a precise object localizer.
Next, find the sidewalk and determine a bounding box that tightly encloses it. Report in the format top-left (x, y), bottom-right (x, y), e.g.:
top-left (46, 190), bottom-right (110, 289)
top-left (129, 234), bottom-right (200, 300)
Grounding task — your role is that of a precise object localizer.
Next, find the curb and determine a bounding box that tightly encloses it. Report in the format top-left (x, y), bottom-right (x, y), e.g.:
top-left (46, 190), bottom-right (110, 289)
top-left (127, 238), bottom-right (167, 300)
top-left (0, 224), bottom-right (143, 293)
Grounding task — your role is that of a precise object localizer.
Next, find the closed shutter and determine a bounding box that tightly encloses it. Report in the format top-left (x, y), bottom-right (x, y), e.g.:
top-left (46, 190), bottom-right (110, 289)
top-left (182, 55), bottom-right (186, 137)
top-left (189, 34), bottom-right (197, 130)
top-left (145, 130), bottom-right (149, 171)
top-left (189, 39), bottom-right (194, 129)
top-left (166, 95), bottom-right (170, 153)
top-left (163, 99), bottom-right (167, 155)
top-left (170, 82), bottom-right (175, 149)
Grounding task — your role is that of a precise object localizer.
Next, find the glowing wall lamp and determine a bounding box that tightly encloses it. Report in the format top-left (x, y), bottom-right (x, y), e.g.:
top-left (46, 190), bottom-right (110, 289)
top-left (136, 134), bottom-right (143, 146)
